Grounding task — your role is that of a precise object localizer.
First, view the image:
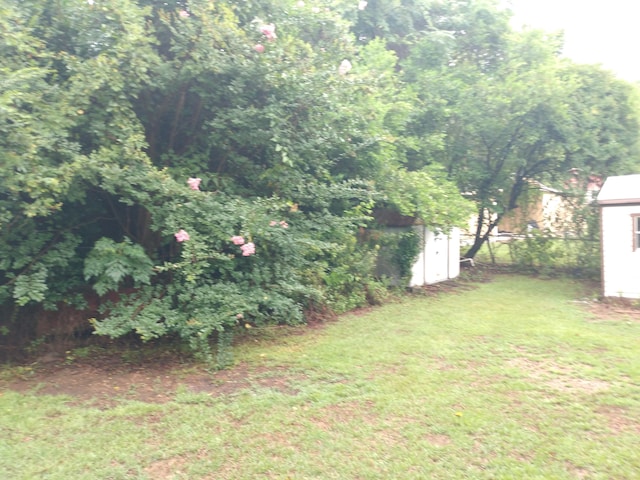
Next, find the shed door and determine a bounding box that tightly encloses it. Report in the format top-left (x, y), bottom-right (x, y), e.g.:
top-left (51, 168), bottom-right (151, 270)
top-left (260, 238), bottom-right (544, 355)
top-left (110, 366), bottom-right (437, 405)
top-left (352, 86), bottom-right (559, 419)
top-left (425, 230), bottom-right (449, 284)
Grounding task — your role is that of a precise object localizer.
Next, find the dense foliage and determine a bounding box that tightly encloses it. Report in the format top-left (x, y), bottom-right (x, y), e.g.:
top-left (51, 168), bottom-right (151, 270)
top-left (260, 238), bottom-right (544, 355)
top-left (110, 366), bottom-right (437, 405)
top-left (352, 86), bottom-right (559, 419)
top-left (2, 0), bottom-right (638, 362)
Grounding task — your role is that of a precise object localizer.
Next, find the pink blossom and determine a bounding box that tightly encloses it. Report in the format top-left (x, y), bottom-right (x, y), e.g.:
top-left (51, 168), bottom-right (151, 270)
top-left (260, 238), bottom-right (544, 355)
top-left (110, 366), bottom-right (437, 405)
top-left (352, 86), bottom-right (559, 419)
top-left (338, 59), bottom-right (352, 75)
top-left (187, 177), bottom-right (201, 190)
top-left (240, 242), bottom-right (256, 256)
top-left (253, 44), bottom-right (265, 53)
top-left (175, 229), bottom-right (190, 242)
top-left (260, 23), bottom-right (277, 41)
top-left (270, 220), bottom-right (289, 228)
top-left (178, 10), bottom-right (190, 18)
top-left (231, 235), bottom-right (245, 245)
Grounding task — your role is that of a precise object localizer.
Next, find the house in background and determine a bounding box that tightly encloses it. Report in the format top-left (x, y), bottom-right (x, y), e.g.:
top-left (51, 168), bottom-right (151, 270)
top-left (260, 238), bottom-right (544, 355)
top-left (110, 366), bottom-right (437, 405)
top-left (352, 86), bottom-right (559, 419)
top-left (499, 182), bottom-right (567, 234)
top-left (597, 174), bottom-right (640, 298)
top-left (499, 175), bottom-right (602, 235)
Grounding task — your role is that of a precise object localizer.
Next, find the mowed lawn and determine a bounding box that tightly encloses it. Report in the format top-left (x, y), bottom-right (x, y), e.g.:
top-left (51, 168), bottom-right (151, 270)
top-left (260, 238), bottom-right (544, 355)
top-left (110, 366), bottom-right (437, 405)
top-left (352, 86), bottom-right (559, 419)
top-left (1, 275), bottom-right (639, 479)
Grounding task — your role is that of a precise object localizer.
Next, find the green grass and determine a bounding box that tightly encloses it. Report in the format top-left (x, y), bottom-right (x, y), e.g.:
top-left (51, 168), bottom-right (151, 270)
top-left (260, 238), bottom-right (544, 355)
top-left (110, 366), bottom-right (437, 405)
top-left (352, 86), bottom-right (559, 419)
top-left (2, 274), bottom-right (639, 479)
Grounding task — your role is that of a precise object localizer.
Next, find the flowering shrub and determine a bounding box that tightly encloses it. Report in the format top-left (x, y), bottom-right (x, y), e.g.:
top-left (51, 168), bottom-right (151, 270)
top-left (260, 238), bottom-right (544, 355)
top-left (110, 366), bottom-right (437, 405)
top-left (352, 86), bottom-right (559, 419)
top-left (83, 176), bottom-right (309, 364)
top-left (68, 168), bottom-right (382, 365)
top-left (0, 0), bottom-right (473, 366)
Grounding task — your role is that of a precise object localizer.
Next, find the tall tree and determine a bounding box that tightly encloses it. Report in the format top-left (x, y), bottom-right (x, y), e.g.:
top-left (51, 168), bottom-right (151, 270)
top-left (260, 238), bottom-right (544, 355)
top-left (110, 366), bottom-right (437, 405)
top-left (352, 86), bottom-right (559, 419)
top-left (404, 25), bottom-right (640, 257)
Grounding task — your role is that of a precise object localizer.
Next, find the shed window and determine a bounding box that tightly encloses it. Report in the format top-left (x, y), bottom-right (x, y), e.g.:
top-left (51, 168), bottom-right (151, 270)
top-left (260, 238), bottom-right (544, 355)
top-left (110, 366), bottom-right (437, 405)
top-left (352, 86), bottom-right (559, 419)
top-left (634, 216), bottom-right (640, 251)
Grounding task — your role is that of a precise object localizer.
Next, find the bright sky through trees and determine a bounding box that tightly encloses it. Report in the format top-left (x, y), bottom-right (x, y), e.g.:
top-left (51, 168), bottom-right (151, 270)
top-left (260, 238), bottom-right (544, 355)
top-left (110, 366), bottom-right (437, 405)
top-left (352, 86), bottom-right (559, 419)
top-left (504, 0), bottom-right (640, 82)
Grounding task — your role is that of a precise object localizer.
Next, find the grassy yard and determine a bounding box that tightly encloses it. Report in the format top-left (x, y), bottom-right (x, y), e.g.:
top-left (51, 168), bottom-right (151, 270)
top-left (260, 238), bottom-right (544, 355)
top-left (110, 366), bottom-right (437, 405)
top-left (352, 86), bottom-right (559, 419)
top-left (1, 274), bottom-right (639, 479)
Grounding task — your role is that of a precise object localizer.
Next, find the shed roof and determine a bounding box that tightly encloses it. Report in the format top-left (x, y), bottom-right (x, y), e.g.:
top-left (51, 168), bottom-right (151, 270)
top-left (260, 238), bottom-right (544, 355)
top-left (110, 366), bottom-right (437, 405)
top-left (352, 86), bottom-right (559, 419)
top-left (597, 174), bottom-right (640, 205)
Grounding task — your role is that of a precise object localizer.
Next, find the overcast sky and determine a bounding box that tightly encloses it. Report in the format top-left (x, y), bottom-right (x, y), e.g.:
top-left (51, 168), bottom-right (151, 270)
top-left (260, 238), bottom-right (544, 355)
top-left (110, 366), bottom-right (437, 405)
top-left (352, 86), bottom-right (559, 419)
top-left (503, 0), bottom-right (640, 83)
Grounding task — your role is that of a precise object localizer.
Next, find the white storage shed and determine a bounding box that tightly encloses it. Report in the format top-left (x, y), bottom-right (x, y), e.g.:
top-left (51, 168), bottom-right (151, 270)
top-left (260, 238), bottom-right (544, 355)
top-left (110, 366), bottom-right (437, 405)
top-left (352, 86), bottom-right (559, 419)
top-left (372, 209), bottom-right (462, 287)
top-left (597, 174), bottom-right (640, 298)
top-left (409, 226), bottom-right (460, 286)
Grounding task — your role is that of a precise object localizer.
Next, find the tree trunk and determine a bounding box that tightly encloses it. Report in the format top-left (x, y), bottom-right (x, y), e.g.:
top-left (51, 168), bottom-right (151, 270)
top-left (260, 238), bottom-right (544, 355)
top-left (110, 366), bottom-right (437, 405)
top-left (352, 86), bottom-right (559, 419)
top-left (463, 176), bottom-right (526, 259)
top-left (463, 215), bottom-right (501, 259)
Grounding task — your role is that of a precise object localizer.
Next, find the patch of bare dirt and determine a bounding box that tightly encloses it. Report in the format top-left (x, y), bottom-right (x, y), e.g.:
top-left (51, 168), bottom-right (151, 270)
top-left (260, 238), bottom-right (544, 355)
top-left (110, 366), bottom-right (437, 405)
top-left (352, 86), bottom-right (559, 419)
top-left (1, 321), bottom-right (332, 408)
top-left (597, 405), bottom-right (640, 435)
top-left (312, 400), bottom-right (378, 428)
top-left (506, 357), bottom-right (611, 394)
top-left (1, 353), bottom-right (308, 408)
top-left (417, 278), bottom-right (479, 296)
top-left (564, 461), bottom-right (591, 479)
top-left (144, 448), bottom-right (210, 480)
top-left (144, 455), bottom-right (190, 480)
top-left (424, 433), bottom-right (452, 447)
top-left (584, 297), bottom-right (640, 323)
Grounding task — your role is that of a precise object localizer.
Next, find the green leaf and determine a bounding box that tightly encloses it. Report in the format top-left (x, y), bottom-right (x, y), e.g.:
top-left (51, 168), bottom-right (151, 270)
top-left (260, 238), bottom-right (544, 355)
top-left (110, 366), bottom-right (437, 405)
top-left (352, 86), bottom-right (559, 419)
top-left (13, 267), bottom-right (48, 306)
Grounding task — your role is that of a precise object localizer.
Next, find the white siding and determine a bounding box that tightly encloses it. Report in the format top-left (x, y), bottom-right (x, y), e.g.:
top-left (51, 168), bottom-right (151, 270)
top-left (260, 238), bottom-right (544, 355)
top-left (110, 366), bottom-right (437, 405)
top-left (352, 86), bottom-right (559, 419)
top-left (448, 228), bottom-right (461, 280)
top-left (409, 226), bottom-right (426, 286)
top-left (601, 205), bottom-right (640, 298)
top-left (424, 229), bottom-right (449, 284)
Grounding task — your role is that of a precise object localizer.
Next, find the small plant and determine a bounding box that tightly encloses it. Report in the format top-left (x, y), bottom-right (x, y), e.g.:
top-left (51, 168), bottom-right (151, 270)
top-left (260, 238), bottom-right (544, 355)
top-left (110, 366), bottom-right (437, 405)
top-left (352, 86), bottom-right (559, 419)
top-left (0, 364), bottom-right (36, 381)
top-left (63, 346), bottom-right (105, 365)
top-left (372, 228), bottom-right (422, 285)
top-left (509, 229), bottom-right (559, 275)
top-left (25, 336), bottom-right (47, 356)
top-left (393, 229), bottom-right (422, 279)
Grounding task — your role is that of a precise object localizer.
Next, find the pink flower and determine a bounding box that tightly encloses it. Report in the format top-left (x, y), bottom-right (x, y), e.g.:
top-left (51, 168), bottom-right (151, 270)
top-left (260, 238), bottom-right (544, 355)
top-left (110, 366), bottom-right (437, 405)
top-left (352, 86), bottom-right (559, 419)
top-left (270, 220), bottom-right (288, 228)
top-left (187, 177), bottom-right (201, 190)
top-left (338, 59), bottom-right (352, 75)
top-left (178, 10), bottom-right (190, 18)
top-left (260, 23), bottom-right (277, 41)
top-left (231, 235), bottom-right (245, 245)
top-left (240, 242), bottom-right (256, 256)
top-left (175, 229), bottom-right (190, 242)
top-left (253, 44), bottom-right (265, 53)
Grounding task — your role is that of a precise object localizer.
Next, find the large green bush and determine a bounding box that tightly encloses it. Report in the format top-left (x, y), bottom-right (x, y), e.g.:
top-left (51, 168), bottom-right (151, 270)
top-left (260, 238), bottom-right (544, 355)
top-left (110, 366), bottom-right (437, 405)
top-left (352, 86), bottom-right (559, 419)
top-left (0, 0), bottom-right (481, 364)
